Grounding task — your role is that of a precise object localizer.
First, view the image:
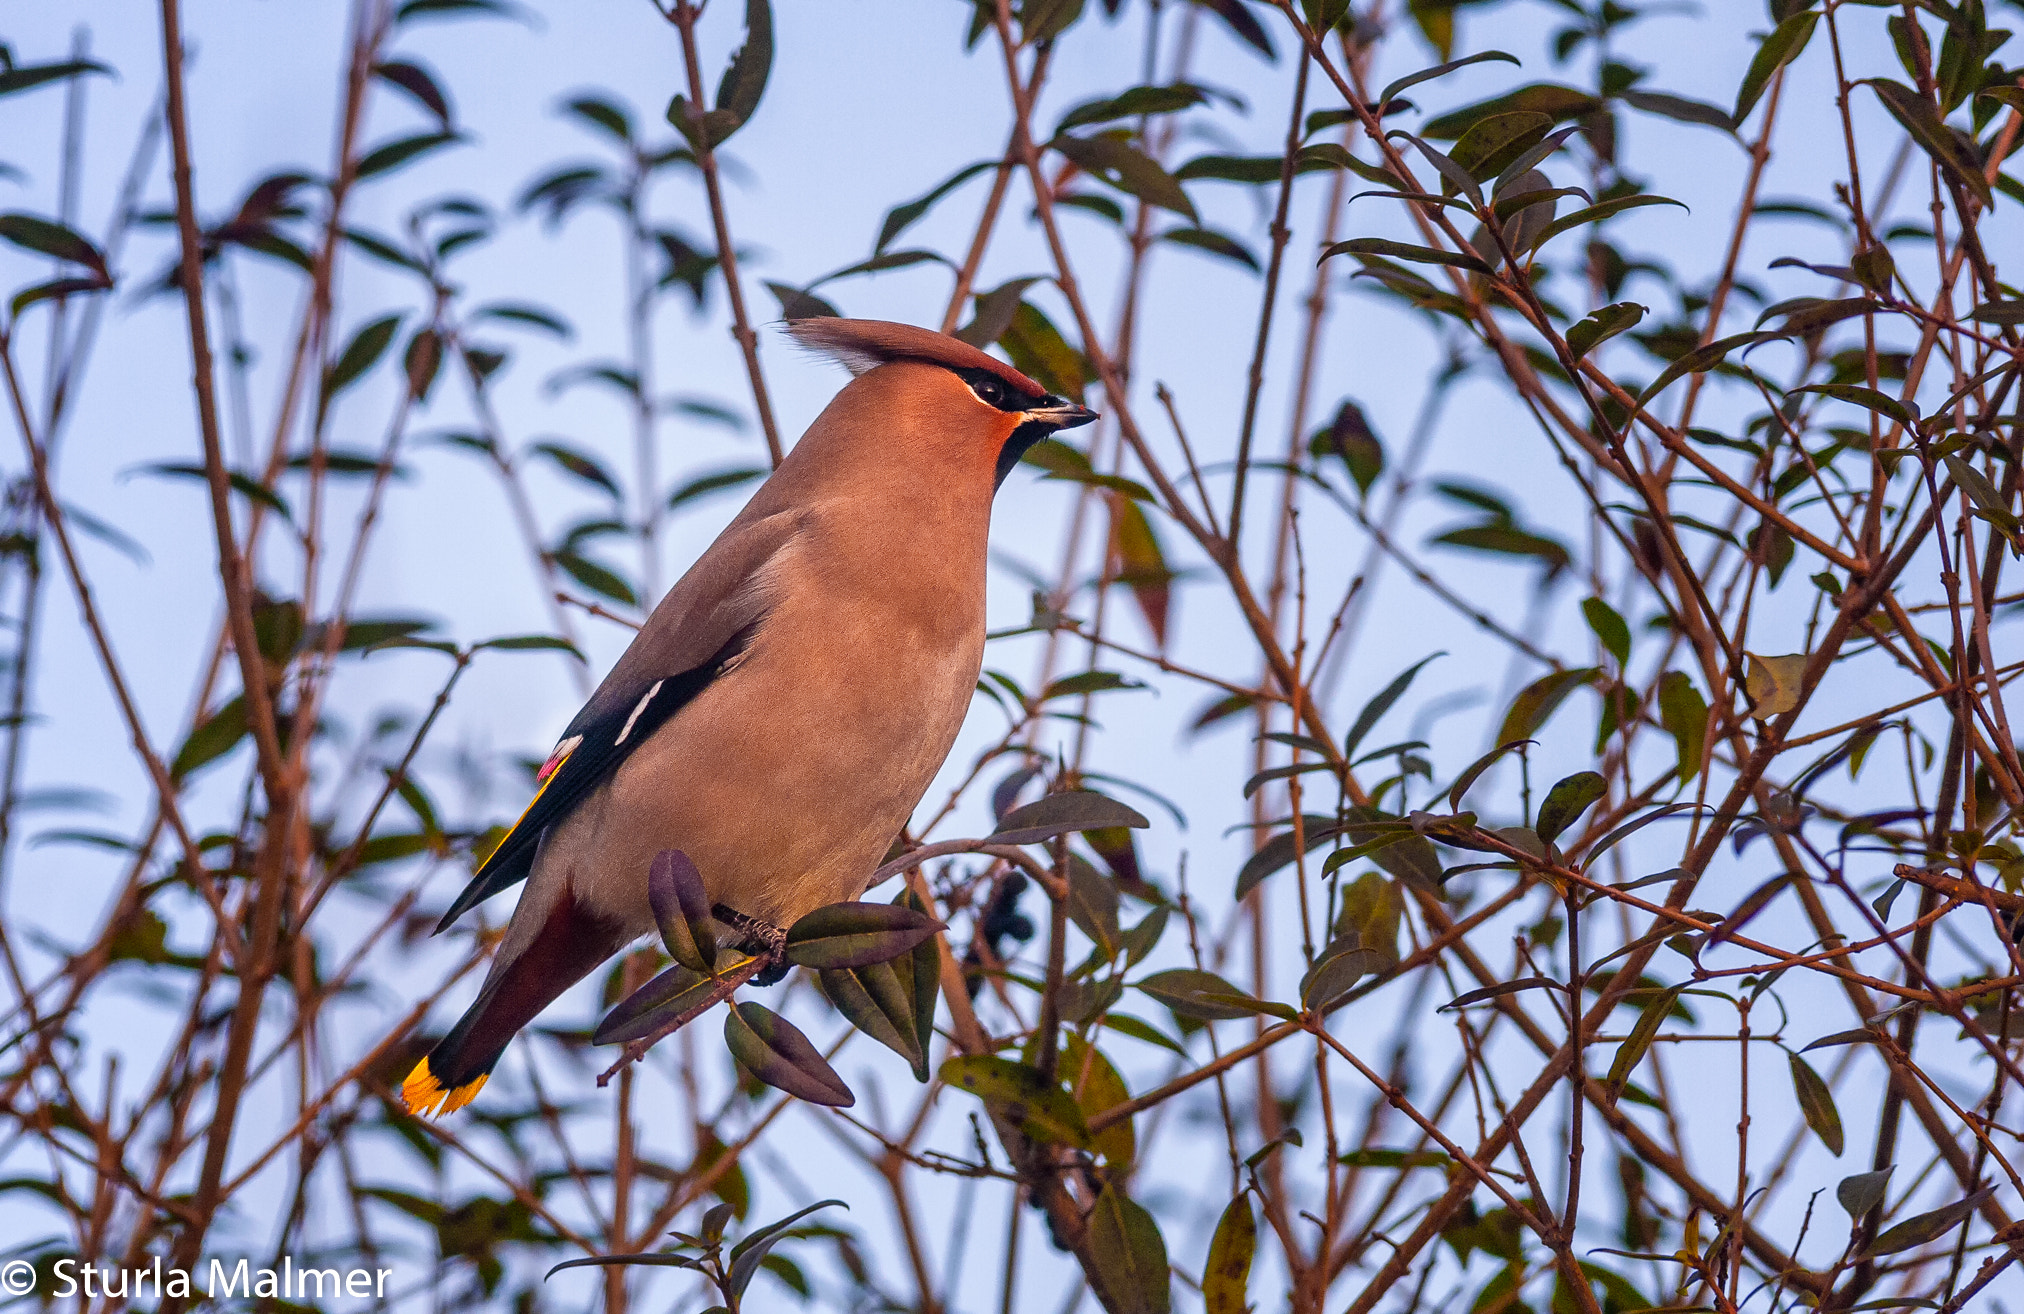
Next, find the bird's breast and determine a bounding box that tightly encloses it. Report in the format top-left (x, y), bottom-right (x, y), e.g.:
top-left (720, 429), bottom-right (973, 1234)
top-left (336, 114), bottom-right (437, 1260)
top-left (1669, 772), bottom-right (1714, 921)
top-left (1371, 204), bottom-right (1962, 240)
top-left (564, 513), bottom-right (989, 931)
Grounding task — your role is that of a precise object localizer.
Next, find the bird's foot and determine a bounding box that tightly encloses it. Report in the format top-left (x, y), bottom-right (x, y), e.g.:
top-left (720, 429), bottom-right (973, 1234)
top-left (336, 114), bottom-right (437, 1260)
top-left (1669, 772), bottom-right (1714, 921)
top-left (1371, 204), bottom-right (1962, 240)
top-left (713, 904), bottom-right (790, 984)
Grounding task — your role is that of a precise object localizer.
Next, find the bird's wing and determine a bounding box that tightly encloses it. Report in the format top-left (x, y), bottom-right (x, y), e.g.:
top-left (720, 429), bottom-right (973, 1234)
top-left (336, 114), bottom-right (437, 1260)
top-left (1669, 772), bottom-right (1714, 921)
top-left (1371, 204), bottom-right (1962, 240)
top-left (434, 509), bottom-right (800, 932)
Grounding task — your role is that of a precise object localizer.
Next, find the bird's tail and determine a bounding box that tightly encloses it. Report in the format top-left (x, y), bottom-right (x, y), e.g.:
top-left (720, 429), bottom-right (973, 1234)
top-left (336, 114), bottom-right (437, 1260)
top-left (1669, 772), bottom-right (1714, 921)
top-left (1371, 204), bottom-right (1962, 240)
top-left (402, 888), bottom-right (627, 1117)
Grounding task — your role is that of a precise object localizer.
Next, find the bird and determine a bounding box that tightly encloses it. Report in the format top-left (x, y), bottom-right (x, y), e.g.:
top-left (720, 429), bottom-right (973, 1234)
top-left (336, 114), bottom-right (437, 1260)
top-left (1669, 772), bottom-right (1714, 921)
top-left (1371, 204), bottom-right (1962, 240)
top-left (401, 318), bottom-right (1098, 1116)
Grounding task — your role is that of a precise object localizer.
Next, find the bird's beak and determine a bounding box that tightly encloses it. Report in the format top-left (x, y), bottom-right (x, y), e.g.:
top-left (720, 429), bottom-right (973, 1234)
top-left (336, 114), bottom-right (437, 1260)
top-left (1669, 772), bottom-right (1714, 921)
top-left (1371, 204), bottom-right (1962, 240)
top-left (1020, 394), bottom-right (1100, 431)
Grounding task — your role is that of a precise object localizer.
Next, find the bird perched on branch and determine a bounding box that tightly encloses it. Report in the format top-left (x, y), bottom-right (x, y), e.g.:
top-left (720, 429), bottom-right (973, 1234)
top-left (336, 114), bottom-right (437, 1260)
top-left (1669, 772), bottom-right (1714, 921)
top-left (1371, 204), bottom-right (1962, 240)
top-left (402, 318), bottom-right (1097, 1116)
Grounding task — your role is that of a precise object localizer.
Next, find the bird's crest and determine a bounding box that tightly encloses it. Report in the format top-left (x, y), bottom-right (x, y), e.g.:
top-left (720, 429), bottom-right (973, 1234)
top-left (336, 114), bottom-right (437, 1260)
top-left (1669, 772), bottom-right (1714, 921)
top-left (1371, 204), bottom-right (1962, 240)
top-left (784, 317), bottom-right (1044, 398)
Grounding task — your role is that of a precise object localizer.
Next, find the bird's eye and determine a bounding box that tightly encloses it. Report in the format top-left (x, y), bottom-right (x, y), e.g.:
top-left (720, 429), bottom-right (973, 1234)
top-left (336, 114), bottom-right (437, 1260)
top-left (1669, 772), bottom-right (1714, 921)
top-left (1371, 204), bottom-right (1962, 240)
top-left (971, 376), bottom-right (1005, 408)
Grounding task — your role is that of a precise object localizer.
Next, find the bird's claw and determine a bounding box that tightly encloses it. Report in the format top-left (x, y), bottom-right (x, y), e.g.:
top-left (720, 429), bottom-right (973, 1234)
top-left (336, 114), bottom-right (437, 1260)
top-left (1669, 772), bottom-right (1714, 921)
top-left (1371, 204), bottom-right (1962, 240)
top-left (713, 903), bottom-right (788, 973)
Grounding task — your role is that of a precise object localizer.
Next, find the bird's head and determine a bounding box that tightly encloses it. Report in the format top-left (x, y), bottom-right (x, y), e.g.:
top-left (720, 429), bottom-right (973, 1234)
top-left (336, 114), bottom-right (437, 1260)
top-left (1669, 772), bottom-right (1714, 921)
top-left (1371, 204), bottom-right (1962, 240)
top-left (784, 317), bottom-right (1099, 489)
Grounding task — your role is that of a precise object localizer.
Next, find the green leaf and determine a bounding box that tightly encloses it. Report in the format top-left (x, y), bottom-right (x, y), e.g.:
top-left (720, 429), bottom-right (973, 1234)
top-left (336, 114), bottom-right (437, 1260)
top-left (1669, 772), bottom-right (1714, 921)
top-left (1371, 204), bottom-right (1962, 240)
top-left (1160, 226), bottom-right (1260, 271)
top-left (1968, 299), bottom-right (2024, 325)
top-left (1135, 968), bottom-right (1270, 1021)
top-left (1634, 331), bottom-right (1772, 407)
top-left (1606, 984), bottom-right (1684, 1101)
top-left (1837, 1166), bottom-right (1893, 1217)
top-left (404, 327), bottom-right (442, 399)
top-left (785, 901), bottom-right (942, 969)
top-left (901, 889), bottom-right (941, 1074)
top-left (397, 0), bottom-right (525, 22)
top-left (1445, 740), bottom-right (1531, 810)
top-left (726, 1199), bottom-right (846, 1299)
top-left (1301, 944), bottom-right (1385, 1010)
top-left (1760, 295), bottom-right (1882, 335)
top-left (1051, 134), bottom-right (1198, 222)
top-left (1735, 10), bottom-right (1818, 125)
top-left (991, 790), bottom-right (1149, 844)
top-left (1788, 1053), bottom-right (1844, 1155)
top-left (1580, 597), bottom-right (1631, 667)
top-left (11, 276), bottom-right (113, 319)
top-left (1234, 815), bottom-right (1341, 899)
top-left (1791, 383), bottom-right (1917, 429)
top-left (1865, 78), bottom-right (1991, 208)
top-left (1566, 302), bottom-right (1645, 359)
top-left (1088, 1184), bottom-right (1171, 1314)
top-left (1536, 771), bottom-right (1605, 843)
top-left (1377, 51), bottom-right (1522, 116)
top-left (1405, 135), bottom-right (1511, 202)
top-left (1043, 670), bottom-right (1147, 700)
top-left (1498, 668), bottom-right (1598, 745)
top-left (649, 849), bottom-right (718, 972)
top-left (668, 465), bottom-right (765, 511)
top-left (1197, 0), bottom-right (1275, 60)
top-left (354, 831), bottom-right (434, 867)
top-left (807, 248), bottom-right (951, 288)
top-left (1243, 762), bottom-right (1334, 801)
top-left (378, 60), bottom-right (455, 126)
top-left (561, 93), bottom-right (630, 143)
top-left (1101, 1012), bottom-right (1188, 1055)
top-left (1300, 0), bottom-right (1350, 35)
top-left (1311, 399), bottom-right (1385, 494)
top-left (1057, 84), bottom-right (1214, 135)
top-left (1001, 300), bottom-right (1090, 401)
top-left (939, 1055), bottom-right (1091, 1147)
top-left (1528, 194), bottom-right (1686, 254)
top-left (874, 159), bottom-right (998, 252)
top-left (1062, 1033), bottom-right (1135, 1166)
top-left (476, 634), bottom-right (584, 658)
top-left (1449, 112), bottom-right (1554, 182)
top-left (1431, 523), bottom-right (1570, 575)
top-left (1320, 236), bottom-right (1489, 274)
top-left (1066, 854), bottom-right (1122, 959)
top-left (1424, 83), bottom-right (1600, 139)
top-left (308, 614), bottom-right (434, 652)
top-left (172, 696), bottom-right (249, 784)
top-left (1346, 653), bottom-right (1443, 758)
top-left (1802, 1028), bottom-right (1881, 1052)
top-left (1944, 456), bottom-right (2019, 537)
top-left (1338, 1148), bottom-right (1452, 1169)
top-left (1657, 672), bottom-right (1709, 785)
top-left (1202, 1193), bottom-right (1256, 1314)
top-left (820, 956), bottom-right (924, 1076)
top-left (594, 958), bottom-right (741, 1044)
top-left (725, 1001), bottom-right (854, 1106)
top-left (1620, 89), bottom-right (1734, 131)
top-left (0, 59), bottom-right (111, 100)
top-left (547, 1253), bottom-right (705, 1280)
top-left (553, 551), bottom-right (638, 607)
top-left (1330, 869), bottom-right (1406, 975)
top-left (132, 462), bottom-right (296, 526)
top-left (532, 440), bottom-right (621, 497)
top-left (471, 300), bottom-right (573, 339)
top-left (1341, 806), bottom-right (1443, 889)
top-left (1439, 976), bottom-right (1560, 1011)
top-left (1865, 1189), bottom-right (1992, 1257)
top-left (1744, 652), bottom-right (1808, 718)
top-left (1850, 245), bottom-right (1895, 296)
top-left (0, 213), bottom-right (108, 276)
top-left (324, 314), bottom-right (403, 401)
top-left (670, 0), bottom-right (772, 150)
top-left (1173, 154), bottom-right (1295, 185)
top-left (355, 130), bottom-right (463, 180)
top-left (1021, 0), bottom-right (1088, 44)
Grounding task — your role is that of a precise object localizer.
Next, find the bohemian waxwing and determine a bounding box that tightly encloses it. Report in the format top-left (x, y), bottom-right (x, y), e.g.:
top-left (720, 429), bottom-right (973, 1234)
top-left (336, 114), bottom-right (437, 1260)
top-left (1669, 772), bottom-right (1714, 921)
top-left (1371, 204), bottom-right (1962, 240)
top-left (402, 318), bottom-right (1097, 1115)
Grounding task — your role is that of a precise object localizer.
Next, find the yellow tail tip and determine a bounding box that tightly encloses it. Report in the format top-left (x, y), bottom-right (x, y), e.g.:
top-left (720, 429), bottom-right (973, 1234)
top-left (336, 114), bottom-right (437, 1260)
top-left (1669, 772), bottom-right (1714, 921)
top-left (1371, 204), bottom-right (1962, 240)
top-left (400, 1058), bottom-right (487, 1117)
